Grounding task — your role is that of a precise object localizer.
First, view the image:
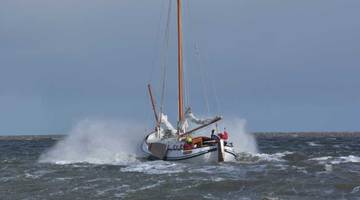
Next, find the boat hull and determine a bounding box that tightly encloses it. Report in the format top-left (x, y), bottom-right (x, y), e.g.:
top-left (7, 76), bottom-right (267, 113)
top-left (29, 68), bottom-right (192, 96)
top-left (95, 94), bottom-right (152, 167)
top-left (141, 139), bottom-right (237, 163)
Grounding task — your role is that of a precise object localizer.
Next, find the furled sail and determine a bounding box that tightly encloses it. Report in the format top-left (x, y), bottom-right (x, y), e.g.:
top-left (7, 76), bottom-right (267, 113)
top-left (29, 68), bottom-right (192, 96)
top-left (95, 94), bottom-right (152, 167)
top-left (185, 108), bottom-right (215, 125)
top-left (159, 114), bottom-right (177, 135)
top-left (178, 118), bottom-right (189, 134)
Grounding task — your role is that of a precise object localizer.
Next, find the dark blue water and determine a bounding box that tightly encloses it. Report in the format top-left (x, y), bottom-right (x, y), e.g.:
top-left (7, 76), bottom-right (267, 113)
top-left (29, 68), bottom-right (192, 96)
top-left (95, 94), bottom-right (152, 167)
top-left (1, 135), bottom-right (360, 200)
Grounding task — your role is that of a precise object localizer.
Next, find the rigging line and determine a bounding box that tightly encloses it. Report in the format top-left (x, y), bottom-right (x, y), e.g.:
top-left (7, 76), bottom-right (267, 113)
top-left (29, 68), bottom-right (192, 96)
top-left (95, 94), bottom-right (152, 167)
top-left (159, 0), bottom-right (173, 118)
top-left (194, 43), bottom-right (211, 116)
top-left (211, 73), bottom-right (222, 116)
top-left (145, 0), bottom-right (167, 130)
top-left (184, 57), bottom-right (190, 108)
top-left (199, 41), bottom-right (222, 115)
top-left (148, 0), bottom-right (167, 84)
top-left (186, 0), bottom-right (195, 109)
top-left (186, 0), bottom-right (211, 116)
top-left (184, 1), bottom-right (191, 109)
top-left (189, 0), bottom-right (221, 115)
top-left (199, 46), bottom-right (222, 116)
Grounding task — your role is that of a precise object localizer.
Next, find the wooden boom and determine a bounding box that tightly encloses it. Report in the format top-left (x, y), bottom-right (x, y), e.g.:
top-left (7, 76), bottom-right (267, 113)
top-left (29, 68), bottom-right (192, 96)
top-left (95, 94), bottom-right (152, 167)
top-left (180, 116), bottom-right (223, 137)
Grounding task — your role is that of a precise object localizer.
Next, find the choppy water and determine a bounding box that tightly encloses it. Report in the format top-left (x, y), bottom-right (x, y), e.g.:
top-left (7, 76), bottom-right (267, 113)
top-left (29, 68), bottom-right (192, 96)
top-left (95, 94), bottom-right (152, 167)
top-left (1, 135), bottom-right (360, 200)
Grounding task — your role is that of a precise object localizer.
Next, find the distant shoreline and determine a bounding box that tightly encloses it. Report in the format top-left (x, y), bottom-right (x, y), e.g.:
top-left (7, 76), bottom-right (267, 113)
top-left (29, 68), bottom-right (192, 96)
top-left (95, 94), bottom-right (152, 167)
top-left (0, 135), bottom-right (64, 141)
top-left (253, 132), bottom-right (360, 138)
top-left (0, 132), bottom-right (359, 141)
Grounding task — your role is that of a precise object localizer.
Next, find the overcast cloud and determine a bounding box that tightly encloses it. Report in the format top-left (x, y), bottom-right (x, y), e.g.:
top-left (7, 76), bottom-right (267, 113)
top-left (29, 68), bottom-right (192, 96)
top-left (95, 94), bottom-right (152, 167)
top-left (1, 0), bottom-right (359, 134)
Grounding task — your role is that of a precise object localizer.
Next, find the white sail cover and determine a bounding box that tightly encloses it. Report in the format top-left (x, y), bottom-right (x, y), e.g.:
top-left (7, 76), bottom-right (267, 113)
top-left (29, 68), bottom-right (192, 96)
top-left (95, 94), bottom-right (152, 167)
top-left (178, 118), bottom-right (189, 133)
top-left (159, 109), bottom-right (216, 135)
top-left (160, 114), bottom-right (177, 134)
top-left (185, 108), bottom-right (215, 125)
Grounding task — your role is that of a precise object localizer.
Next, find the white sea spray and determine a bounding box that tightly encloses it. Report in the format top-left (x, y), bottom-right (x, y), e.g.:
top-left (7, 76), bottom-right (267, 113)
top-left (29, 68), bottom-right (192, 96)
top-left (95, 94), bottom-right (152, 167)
top-left (39, 119), bottom-right (145, 165)
top-left (222, 118), bottom-right (258, 154)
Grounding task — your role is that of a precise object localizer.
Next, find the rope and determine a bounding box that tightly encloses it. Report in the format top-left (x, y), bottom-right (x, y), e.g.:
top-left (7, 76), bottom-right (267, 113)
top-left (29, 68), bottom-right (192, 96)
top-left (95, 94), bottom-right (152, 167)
top-left (159, 0), bottom-right (173, 118)
top-left (194, 42), bottom-right (211, 116)
top-left (183, 0), bottom-right (191, 108)
top-left (147, 0), bottom-right (167, 84)
top-left (196, 39), bottom-right (222, 116)
top-left (185, 0), bottom-right (212, 116)
top-left (144, 0), bottom-right (167, 130)
top-left (186, 0), bottom-right (222, 129)
top-left (184, 57), bottom-right (191, 108)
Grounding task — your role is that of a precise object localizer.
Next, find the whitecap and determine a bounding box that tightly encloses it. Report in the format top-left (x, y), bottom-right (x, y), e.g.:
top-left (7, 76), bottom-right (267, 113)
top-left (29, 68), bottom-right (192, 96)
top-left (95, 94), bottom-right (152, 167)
top-left (96, 185), bottom-right (130, 196)
top-left (120, 161), bottom-right (185, 175)
top-left (255, 151), bottom-right (293, 162)
top-left (309, 156), bottom-right (332, 162)
top-left (309, 155), bottom-right (360, 165)
top-left (306, 141), bottom-right (322, 147)
top-left (55, 177), bottom-right (73, 181)
top-left (24, 169), bottom-right (55, 179)
top-left (309, 156), bottom-right (333, 165)
top-left (324, 164), bottom-right (333, 172)
top-left (351, 186), bottom-right (360, 194)
top-left (330, 155), bottom-right (360, 165)
top-left (24, 173), bottom-right (39, 179)
top-left (118, 180), bottom-right (165, 197)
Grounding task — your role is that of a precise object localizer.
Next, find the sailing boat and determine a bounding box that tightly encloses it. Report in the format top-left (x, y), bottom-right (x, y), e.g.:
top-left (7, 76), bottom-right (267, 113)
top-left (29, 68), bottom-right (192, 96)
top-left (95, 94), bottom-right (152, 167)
top-left (141, 0), bottom-right (237, 162)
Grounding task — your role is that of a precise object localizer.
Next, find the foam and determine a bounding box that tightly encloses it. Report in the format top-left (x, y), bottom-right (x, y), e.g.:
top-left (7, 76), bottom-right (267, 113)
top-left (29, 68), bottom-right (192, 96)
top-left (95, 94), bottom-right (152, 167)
top-left (255, 151), bottom-right (294, 162)
top-left (331, 155), bottom-right (360, 164)
top-left (39, 119), bottom-right (144, 165)
top-left (309, 155), bottom-right (360, 165)
top-left (120, 161), bottom-right (185, 174)
top-left (306, 141), bottom-right (323, 147)
top-left (222, 118), bottom-right (258, 154)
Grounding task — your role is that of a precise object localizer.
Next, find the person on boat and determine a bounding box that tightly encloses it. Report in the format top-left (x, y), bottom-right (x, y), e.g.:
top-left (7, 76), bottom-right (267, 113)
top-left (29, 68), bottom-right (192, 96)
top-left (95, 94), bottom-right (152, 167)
top-left (183, 135), bottom-right (193, 150)
top-left (211, 129), bottom-right (218, 140)
top-left (185, 135), bottom-right (192, 144)
top-left (218, 128), bottom-right (229, 141)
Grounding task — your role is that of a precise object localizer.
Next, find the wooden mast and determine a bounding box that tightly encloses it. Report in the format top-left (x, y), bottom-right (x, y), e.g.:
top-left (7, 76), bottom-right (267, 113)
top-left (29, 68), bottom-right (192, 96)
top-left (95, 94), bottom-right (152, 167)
top-left (177, 0), bottom-right (185, 126)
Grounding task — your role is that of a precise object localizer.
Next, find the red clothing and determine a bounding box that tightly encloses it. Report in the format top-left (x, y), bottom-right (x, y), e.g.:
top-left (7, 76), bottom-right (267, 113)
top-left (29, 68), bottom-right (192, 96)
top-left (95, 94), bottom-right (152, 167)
top-left (218, 131), bottom-right (229, 140)
top-left (183, 143), bottom-right (193, 150)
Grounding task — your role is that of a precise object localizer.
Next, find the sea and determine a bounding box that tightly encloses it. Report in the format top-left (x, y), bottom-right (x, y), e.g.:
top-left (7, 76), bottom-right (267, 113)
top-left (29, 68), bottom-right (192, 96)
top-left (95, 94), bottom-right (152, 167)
top-left (1, 133), bottom-right (360, 200)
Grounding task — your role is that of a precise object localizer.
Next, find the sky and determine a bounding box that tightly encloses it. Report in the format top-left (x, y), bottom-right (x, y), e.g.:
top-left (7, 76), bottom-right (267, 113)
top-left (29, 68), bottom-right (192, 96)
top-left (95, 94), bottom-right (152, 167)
top-left (0, 0), bottom-right (359, 135)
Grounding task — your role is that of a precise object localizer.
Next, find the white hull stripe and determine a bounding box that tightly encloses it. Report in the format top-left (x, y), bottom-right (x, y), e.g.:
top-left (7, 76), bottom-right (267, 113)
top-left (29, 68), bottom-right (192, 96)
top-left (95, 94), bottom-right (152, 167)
top-left (164, 148), bottom-right (217, 161)
top-left (164, 148), bottom-right (236, 161)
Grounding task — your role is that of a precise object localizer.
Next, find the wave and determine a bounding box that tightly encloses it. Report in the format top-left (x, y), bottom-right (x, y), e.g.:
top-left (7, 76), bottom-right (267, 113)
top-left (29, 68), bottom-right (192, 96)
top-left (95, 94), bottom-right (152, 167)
top-left (253, 151), bottom-right (294, 162)
top-left (309, 155), bottom-right (360, 165)
top-left (39, 117), bottom-right (258, 166)
top-left (38, 119), bottom-right (145, 165)
top-left (119, 151), bottom-right (295, 175)
top-left (331, 155), bottom-right (360, 164)
top-left (120, 161), bottom-right (186, 175)
top-left (306, 141), bottom-right (323, 147)
top-left (222, 118), bottom-right (258, 154)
